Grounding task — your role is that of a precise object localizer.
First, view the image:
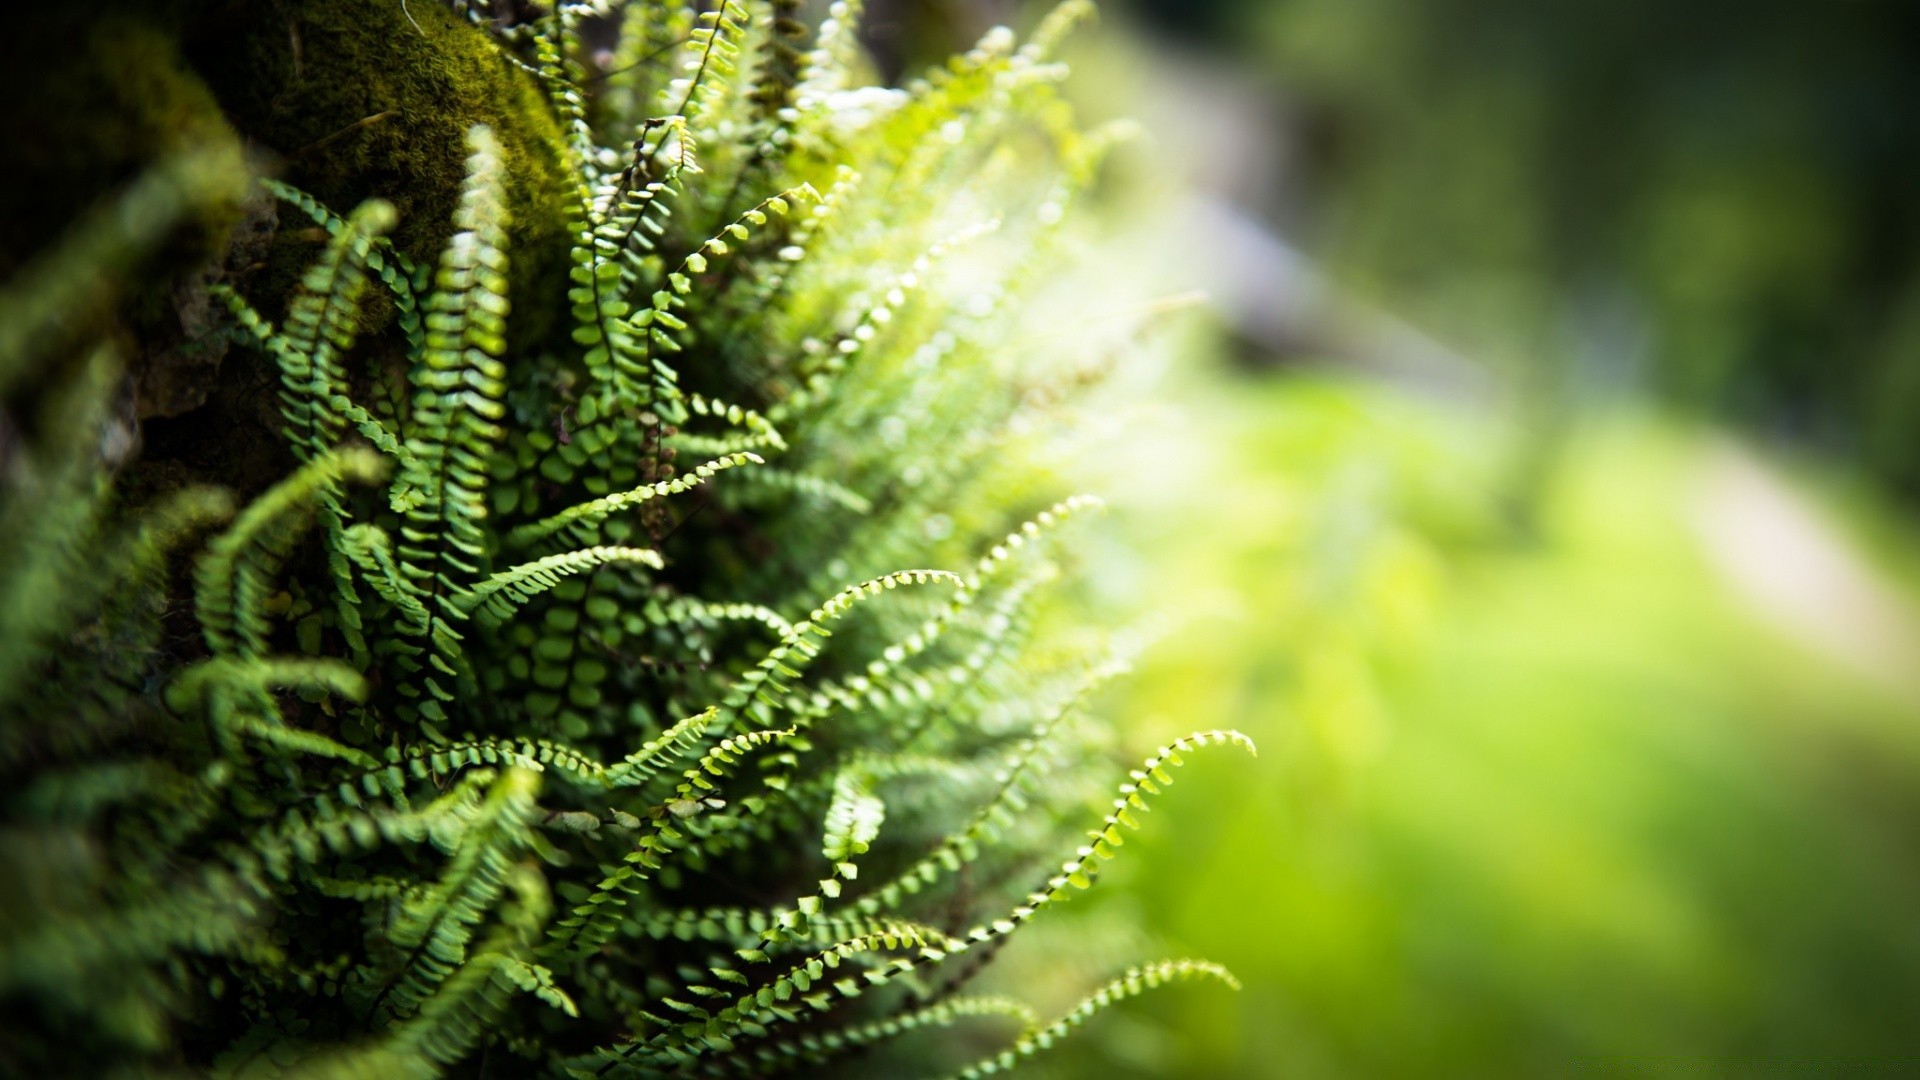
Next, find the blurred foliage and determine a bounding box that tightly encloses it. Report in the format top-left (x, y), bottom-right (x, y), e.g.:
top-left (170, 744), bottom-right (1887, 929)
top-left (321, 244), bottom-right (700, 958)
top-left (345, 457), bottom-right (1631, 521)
top-left (999, 369), bottom-right (1920, 1076)
top-left (877, 1), bottom-right (1920, 1073)
top-left (1130, 0), bottom-right (1920, 494)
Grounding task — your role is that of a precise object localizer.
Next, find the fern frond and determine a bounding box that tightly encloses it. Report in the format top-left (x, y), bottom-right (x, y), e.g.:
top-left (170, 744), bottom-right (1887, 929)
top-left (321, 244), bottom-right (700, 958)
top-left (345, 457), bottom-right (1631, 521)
top-left (614, 706), bottom-right (722, 787)
top-left (720, 465), bottom-right (871, 514)
top-left (821, 766), bottom-right (884, 876)
top-left (0, 868), bottom-right (266, 1001)
top-left (722, 569), bottom-right (966, 731)
top-left (599, 723), bottom-right (1243, 1073)
top-left (745, 0), bottom-right (808, 129)
top-left (748, 658), bottom-right (1123, 949)
top-left (262, 177), bottom-right (426, 347)
top-left (620, 183), bottom-right (815, 415)
top-left (506, 451), bottom-right (762, 550)
top-left (398, 735), bottom-right (603, 788)
top-left (5, 477), bottom-right (232, 762)
top-left (573, 920), bottom-right (955, 1072)
top-left (385, 706), bottom-right (714, 796)
top-left (0, 2), bottom-right (1240, 1072)
top-left (663, 1), bottom-right (751, 129)
top-left (534, 11), bottom-right (599, 179)
top-left (296, 870), bottom-right (568, 1078)
top-left (672, 391), bottom-right (787, 454)
top-left (658, 184), bottom-right (814, 301)
top-left (340, 522), bottom-right (433, 635)
top-left (729, 994), bottom-right (1038, 1077)
top-left (651, 596), bottom-right (796, 639)
top-left (767, 217), bottom-right (1001, 425)
top-left (165, 656), bottom-right (376, 766)
top-left (240, 768), bottom-right (500, 884)
top-left (603, 1), bottom-right (698, 131)
top-left (273, 198), bottom-right (399, 463)
top-left (794, 1), bottom-right (869, 111)
top-left (212, 284), bottom-right (413, 466)
top-left (193, 447), bottom-right (389, 659)
top-left (789, 496), bottom-right (1101, 726)
top-left (392, 124), bottom-right (514, 722)
top-left (971, 728), bottom-right (1257, 905)
top-left (943, 960), bottom-right (1238, 1080)
top-left (362, 766), bottom-right (543, 1024)
top-left (458, 545), bottom-right (664, 624)
top-left (0, 347), bottom-right (120, 717)
top-left (543, 725), bottom-right (794, 961)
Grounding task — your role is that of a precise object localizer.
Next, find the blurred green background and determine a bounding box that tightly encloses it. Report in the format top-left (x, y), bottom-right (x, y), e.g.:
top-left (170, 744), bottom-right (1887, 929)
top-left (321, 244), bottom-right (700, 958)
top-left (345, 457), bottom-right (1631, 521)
top-left (1130, 0), bottom-right (1920, 495)
top-left (859, 0), bottom-right (1920, 1073)
top-left (1017, 376), bottom-right (1920, 1075)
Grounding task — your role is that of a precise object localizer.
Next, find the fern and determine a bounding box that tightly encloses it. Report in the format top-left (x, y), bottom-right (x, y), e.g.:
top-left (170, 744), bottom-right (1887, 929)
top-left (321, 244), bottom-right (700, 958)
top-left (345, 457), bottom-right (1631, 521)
top-left (942, 961), bottom-right (1240, 1080)
top-left (392, 125), bottom-right (516, 726)
top-left (0, 2), bottom-right (1247, 1076)
top-left (459, 545), bottom-right (665, 624)
top-left (193, 447), bottom-right (391, 659)
top-left (506, 450), bottom-right (763, 550)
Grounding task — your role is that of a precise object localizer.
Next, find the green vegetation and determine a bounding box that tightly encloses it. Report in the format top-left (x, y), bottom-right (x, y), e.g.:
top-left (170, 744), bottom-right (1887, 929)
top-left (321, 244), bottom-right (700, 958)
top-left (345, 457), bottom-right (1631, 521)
top-left (0, 2), bottom-right (1246, 1076)
top-left (12, 1), bottom-right (1916, 1076)
top-left (192, 0), bottom-right (578, 349)
top-left (1136, 0), bottom-right (1920, 492)
top-left (1011, 374), bottom-right (1920, 1077)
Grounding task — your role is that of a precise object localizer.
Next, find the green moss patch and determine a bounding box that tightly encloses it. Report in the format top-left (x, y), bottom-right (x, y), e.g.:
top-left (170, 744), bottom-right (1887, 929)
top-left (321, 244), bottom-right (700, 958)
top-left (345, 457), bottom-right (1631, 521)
top-left (188, 0), bottom-right (574, 351)
top-left (0, 14), bottom-right (242, 280)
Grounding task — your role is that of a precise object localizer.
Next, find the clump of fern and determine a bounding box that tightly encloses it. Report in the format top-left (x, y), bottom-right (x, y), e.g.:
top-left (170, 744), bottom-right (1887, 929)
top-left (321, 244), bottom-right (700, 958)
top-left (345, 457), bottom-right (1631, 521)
top-left (0, 2), bottom-right (1248, 1077)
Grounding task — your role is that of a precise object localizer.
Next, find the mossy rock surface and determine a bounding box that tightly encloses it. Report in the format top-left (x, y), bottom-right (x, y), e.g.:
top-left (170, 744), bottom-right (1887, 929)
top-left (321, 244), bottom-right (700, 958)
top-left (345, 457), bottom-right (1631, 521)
top-left (0, 0), bottom-right (578, 522)
top-left (187, 0), bottom-right (574, 352)
top-left (0, 12), bottom-right (242, 280)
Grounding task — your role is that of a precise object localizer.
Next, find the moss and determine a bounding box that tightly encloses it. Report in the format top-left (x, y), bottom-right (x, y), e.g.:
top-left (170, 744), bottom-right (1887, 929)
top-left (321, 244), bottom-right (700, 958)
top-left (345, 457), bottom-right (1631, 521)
top-left (0, 0), bottom-right (578, 540)
top-left (186, 0), bottom-right (574, 353)
top-left (0, 13), bottom-right (243, 280)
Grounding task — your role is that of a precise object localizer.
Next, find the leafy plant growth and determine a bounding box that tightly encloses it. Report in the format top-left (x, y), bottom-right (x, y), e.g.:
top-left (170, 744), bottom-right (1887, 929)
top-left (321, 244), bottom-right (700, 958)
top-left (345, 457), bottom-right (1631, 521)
top-left (0, 2), bottom-right (1245, 1076)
